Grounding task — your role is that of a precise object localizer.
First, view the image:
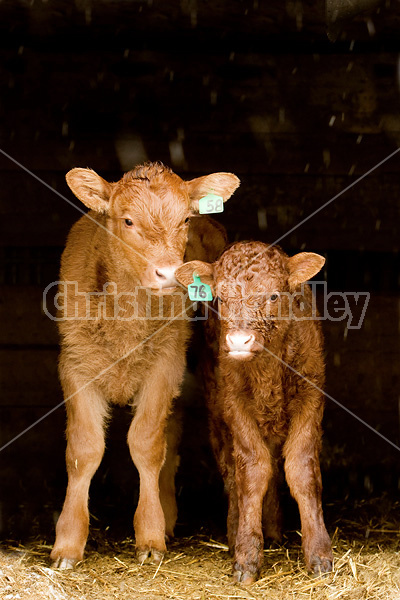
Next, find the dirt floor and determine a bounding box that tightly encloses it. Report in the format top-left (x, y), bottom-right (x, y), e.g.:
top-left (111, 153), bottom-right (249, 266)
top-left (2, 498), bottom-right (400, 600)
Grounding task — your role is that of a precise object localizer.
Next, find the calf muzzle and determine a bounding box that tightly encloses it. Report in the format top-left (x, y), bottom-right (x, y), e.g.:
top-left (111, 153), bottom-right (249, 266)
top-left (143, 263), bottom-right (183, 292)
top-left (225, 330), bottom-right (257, 359)
top-left (154, 266), bottom-right (178, 288)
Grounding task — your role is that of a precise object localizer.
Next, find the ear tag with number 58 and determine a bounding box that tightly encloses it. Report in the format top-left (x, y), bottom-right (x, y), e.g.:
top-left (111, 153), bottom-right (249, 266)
top-left (188, 273), bottom-right (213, 302)
top-left (198, 193), bottom-right (224, 214)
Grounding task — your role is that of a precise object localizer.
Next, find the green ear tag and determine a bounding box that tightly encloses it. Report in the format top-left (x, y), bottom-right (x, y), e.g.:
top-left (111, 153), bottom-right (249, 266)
top-left (188, 273), bottom-right (213, 302)
top-left (198, 193), bottom-right (224, 214)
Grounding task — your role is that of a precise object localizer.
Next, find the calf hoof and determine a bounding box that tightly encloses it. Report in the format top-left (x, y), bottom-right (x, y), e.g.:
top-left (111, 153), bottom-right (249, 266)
top-left (232, 563), bottom-right (258, 585)
top-left (233, 569), bottom-right (257, 585)
top-left (136, 547), bottom-right (164, 566)
top-left (51, 557), bottom-right (78, 570)
top-left (309, 555), bottom-right (333, 576)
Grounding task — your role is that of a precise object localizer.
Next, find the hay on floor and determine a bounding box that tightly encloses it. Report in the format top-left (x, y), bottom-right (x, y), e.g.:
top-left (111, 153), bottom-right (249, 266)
top-left (2, 519), bottom-right (400, 600)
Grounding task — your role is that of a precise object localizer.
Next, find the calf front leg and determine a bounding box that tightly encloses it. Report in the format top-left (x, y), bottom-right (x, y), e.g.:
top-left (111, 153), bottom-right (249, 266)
top-left (283, 410), bottom-right (332, 574)
top-left (128, 366), bottom-right (183, 565)
top-left (51, 380), bottom-right (108, 569)
top-left (232, 436), bottom-right (272, 584)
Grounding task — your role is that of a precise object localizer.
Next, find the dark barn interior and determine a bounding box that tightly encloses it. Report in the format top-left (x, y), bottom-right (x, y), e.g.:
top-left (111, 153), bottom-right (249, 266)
top-left (1, 0), bottom-right (400, 558)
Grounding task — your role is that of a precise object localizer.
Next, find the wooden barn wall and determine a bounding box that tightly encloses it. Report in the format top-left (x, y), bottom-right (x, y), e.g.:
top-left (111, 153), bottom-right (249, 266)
top-left (0, 0), bottom-right (399, 538)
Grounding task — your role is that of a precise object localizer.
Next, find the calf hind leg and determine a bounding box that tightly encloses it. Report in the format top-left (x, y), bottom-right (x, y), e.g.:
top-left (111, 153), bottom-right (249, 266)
top-left (262, 462), bottom-right (282, 544)
top-left (51, 382), bottom-right (108, 569)
top-left (159, 409), bottom-right (182, 539)
top-left (209, 417), bottom-right (238, 554)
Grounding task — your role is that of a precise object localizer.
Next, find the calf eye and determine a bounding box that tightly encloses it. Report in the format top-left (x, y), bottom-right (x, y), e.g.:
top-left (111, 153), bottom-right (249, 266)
top-left (269, 293), bottom-right (279, 302)
top-left (124, 219), bottom-right (133, 227)
top-left (184, 217), bottom-right (190, 224)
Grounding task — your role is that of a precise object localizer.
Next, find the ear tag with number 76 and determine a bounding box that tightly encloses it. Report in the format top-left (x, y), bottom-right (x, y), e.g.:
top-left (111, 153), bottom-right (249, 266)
top-left (198, 193), bottom-right (224, 214)
top-left (188, 273), bottom-right (213, 302)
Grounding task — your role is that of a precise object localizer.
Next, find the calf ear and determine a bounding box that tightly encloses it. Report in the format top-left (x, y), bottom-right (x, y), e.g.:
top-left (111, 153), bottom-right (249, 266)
top-left (66, 168), bottom-right (113, 213)
top-left (187, 172), bottom-right (240, 212)
top-left (288, 252), bottom-right (325, 290)
top-left (175, 260), bottom-right (215, 291)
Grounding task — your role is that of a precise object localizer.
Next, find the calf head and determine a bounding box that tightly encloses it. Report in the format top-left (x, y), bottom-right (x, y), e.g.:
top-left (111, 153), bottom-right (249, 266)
top-left (176, 241), bottom-right (325, 360)
top-left (66, 162), bottom-right (239, 292)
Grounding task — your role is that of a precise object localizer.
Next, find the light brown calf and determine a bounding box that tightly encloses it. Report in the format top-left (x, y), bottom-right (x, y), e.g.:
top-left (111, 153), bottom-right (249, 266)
top-left (176, 241), bottom-right (333, 583)
top-left (50, 162), bottom-right (239, 569)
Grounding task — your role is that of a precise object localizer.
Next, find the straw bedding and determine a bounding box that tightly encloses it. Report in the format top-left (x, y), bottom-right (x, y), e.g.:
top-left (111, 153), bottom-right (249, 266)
top-left (2, 499), bottom-right (400, 600)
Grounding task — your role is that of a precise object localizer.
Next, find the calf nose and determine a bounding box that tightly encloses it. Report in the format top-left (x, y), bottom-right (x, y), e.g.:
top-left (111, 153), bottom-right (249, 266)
top-left (226, 332), bottom-right (256, 352)
top-left (154, 266), bottom-right (179, 288)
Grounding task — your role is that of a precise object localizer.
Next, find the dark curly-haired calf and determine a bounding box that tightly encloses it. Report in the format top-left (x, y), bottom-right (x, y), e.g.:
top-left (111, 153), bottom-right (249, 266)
top-left (177, 241), bottom-right (333, 584)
